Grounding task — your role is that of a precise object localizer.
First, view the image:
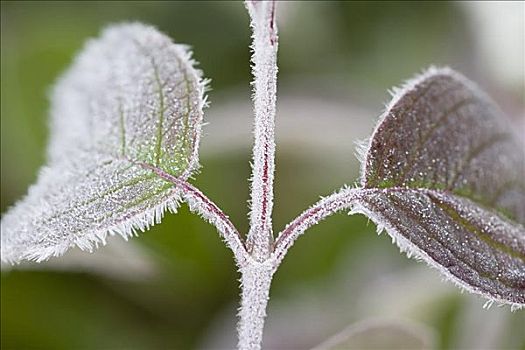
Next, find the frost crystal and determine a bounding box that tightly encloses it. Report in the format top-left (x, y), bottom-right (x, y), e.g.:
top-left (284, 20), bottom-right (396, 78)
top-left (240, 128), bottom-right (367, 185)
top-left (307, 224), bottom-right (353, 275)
top-left (357, 67), bottom-right (525, 306)
top-left (274, 67), bottom-right (525, 309)
top-left (1, 23), bottom-right (207, 263)
top-left (245, 0), bottom-right (279, 261)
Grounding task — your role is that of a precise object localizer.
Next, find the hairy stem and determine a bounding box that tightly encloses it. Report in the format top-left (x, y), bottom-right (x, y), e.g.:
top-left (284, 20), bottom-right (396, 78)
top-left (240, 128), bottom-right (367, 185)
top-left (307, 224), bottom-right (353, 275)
top-left (273, 188), bottom-right (363, 265)
top-left (139, 162), bottom-right (249, 265)
top-left (246, 0), bottom-right (278, 261)
top-left (238, 262), bottom-right (275, 350)
top-left (236, 1), bottom-right (279, 349)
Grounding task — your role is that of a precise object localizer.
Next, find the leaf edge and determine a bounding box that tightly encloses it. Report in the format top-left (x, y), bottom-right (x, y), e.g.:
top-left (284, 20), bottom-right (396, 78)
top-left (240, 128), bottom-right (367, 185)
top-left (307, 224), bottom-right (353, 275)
top-left (350, 194), bottom-right (525, 311)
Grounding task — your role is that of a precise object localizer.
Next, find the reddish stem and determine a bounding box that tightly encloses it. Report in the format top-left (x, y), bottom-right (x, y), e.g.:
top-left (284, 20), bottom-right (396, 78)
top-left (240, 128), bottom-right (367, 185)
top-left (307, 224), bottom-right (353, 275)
top-left (139, 162), bottom-right (248, 265)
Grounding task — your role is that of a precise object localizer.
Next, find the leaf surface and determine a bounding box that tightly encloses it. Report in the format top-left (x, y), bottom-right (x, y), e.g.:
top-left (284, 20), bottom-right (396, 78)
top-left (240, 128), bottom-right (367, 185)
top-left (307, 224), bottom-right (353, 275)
top-left (1, 23), bottom-right (206, 263)
top-left (356, 67), bottom-right (525, 307)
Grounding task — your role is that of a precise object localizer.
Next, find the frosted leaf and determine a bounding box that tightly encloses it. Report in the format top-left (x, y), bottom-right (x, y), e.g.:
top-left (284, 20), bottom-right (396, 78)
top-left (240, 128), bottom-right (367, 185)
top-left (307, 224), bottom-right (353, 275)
top-left (357, 67), bottom-right (525, 307)
top-left (1, 23), bottom-right (206, 263)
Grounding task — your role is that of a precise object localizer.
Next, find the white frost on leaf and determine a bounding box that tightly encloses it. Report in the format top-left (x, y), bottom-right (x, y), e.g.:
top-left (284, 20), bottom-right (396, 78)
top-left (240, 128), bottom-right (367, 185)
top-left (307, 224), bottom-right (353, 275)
top-left (1, 23), bottom-right (207, 264)
top-left (357, 67), bottom-right (525, 308)
top-left (351, 189), bottom-right (525, 310)
top-left (273, 67), bottom-right (524, 310)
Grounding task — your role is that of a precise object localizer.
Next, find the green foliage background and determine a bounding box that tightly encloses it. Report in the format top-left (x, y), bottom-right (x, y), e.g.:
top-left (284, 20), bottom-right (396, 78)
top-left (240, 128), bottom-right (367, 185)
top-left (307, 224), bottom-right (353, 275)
top-left (1, 1), bottom-right (524, 349)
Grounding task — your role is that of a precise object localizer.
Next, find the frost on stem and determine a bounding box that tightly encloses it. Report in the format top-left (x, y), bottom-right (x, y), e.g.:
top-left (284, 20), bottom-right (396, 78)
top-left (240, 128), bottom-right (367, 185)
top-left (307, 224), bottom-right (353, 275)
top-left (245, 0), bottom-right (279, 261)
top-left (140, 163), bottom-right (248, 266)
top-left (3, 5), bottom-right (524, 350)
top-left (237, 261), bottom-right (275, 350)
top-left (235, 2), bottom-right (280, 349)
top-left (272, 188), bottom-right (363, 265)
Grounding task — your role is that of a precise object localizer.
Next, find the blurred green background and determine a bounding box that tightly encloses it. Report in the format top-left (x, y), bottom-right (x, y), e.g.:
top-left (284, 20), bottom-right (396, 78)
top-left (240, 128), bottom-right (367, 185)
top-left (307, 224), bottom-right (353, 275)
top-left (1, 1), bottom-right (524, 349)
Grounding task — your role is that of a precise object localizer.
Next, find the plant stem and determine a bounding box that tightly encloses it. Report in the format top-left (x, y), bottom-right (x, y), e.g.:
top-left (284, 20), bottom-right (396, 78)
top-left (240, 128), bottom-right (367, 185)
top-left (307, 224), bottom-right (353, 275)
top-left (273, 188), bottom-right (363, 265)
top-left (238, 1), bottom-right (279, 349)
top-left (246, 0), bottom-right (278, 261)
top-left (138, 162), bottom-right (249, 265)
top-left (238, 262), bottom-right (275, 350)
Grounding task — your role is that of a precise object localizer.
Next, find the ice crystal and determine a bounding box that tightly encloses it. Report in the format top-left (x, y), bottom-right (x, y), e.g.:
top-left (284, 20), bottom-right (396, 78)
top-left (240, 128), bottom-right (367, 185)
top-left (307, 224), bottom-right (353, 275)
top-left (1, 23), bottom-right (207, 263)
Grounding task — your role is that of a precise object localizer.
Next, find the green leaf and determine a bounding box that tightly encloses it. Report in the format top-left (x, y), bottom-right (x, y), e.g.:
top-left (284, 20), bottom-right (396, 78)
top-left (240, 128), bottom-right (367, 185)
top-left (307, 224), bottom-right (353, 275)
top-left (356, 67), bottom-right (525, 308)
top-left (1, 23), bottom-right (207, 263)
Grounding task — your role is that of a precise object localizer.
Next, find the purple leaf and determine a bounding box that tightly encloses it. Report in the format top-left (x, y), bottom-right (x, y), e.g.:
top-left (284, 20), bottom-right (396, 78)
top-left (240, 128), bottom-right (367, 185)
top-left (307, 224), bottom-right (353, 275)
top-left (356, 67), bottom-right (525, 308)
